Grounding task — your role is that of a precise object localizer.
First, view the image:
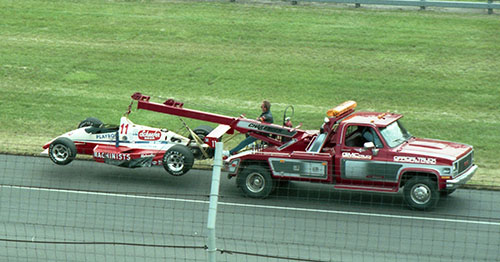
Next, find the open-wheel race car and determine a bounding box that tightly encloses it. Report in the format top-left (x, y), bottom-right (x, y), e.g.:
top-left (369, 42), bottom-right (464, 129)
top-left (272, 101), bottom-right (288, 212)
top-left (42, 111), bottom-right (214, 176)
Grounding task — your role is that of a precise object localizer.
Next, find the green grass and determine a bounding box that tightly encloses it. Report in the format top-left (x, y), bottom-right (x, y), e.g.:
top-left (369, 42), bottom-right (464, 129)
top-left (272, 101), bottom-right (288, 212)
top-left (0, 0), bottom-right (499, 185)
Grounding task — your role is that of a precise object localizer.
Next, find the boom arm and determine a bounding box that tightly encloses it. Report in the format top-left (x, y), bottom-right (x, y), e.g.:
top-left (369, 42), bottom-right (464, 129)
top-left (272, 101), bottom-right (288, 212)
top-left (131, 92), bottom-right (237, 126)
top-left (131, 93), bottom-right (305, 147)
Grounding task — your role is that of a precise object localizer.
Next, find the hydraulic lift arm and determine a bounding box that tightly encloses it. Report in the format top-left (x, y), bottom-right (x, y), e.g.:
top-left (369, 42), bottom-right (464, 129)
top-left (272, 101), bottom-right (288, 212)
top-left (131, 92), bottom-right (304, 147)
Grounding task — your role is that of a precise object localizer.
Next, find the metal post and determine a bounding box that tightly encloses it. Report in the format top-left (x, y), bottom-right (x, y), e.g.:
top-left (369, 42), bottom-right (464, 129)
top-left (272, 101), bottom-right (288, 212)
top-left (207, 142), bottom-right (223, 262)
top-left (420, 0), bottom-right (426, 10)
top-left (488, 0), bottom-right (493, 14)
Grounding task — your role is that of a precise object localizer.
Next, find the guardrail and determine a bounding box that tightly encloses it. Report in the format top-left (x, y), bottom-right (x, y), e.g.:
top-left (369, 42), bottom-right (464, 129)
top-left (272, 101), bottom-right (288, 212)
top-left (230, 0), bottom-right (500, 14)
top-left (308, 0), bottom-right (500, 14)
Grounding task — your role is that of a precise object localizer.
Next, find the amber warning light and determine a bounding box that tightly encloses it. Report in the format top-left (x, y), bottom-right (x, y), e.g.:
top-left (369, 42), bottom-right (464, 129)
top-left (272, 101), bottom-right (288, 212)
top-left (326, 100), bottom-right (357, 117)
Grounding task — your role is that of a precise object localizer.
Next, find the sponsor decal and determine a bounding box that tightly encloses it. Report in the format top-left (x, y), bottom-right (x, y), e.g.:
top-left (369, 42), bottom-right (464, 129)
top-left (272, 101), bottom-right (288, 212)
top-left (138, 130), bottom-right (161, 141)
top-left (237, 121), bottom-right (297, 137)
top-left (248, 123), bottom-right (289, 136)
top-left (140, 153), bottom-right (155, 158)
top-left (342, 152), bottom-right (372, 160)
top-left (94, 152), bottom-right (131, 161)
top-left (394, 156), bottom-right (436, 165)
top-left (96, 133), bottom-right (116, 140)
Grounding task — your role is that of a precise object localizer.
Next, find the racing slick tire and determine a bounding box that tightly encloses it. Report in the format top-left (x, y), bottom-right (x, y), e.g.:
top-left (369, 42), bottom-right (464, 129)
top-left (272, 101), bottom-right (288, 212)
top-left (78, 117), bottom-right (103, 128)
top-left (191, 125), bottom-right (214, 141)
top-left (190, 125), bottom-right (215, 159)
top-left (162, 145), bottom-right (194, 176)
top-left (49, 137), bottom-right (77, 165)
top-left (403, 176), bottom-right (439, 211)
top-left (237, 165), bottom-right (275, 198)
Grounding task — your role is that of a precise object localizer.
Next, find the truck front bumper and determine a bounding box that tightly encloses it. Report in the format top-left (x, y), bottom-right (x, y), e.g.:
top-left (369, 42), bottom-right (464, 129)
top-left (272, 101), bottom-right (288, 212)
top-left (446, 164), bottom-right (478, 189)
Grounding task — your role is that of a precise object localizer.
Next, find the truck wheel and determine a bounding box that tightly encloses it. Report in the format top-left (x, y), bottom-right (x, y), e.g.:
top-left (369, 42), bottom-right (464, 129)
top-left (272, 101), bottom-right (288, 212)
top-left (237, 165), bottom-right (274, 198)
top-left (78, 117), bottom-right (103, 128)
top-left (49, 137), bottom-right (77, 165)
top-left (404, 177), bottom-right (439, 210)
top-left (162, 145), bottom-right (194, 176)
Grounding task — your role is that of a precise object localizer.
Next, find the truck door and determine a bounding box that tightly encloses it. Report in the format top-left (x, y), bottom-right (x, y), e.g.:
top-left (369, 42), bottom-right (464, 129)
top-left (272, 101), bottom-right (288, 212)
top-left (337, 124), bottom-right (392, 186)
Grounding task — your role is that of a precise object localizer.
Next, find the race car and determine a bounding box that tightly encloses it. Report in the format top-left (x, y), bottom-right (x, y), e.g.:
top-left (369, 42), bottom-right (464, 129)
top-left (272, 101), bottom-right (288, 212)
top-left (42, 115), bottom-right (214, 176)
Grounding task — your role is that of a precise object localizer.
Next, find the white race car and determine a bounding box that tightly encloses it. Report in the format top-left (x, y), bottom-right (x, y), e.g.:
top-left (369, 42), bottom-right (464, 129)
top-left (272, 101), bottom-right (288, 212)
top-left (42, 115), bottom-right (214, 176)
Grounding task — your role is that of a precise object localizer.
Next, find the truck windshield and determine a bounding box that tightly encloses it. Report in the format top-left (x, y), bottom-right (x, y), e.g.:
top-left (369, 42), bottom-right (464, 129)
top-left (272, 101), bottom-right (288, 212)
top-left (379, 120), bottom-right (412, 147)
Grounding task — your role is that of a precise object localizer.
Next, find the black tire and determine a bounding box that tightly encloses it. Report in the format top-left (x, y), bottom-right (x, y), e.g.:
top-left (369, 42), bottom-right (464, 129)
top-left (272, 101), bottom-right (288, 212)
top-left (271, 179), bottom-right (290, 193)
top-left (78, 117), bottom-right (103, 128)
top-left (162, 145), bottom-right (194, 176)
top-left (440, 188), bottom-right (457, 197)
top-left (403, 176), bottom-right (439, 211)
top-left (237, 165), bottom-right (274, 198)
top-left (48, 137), bottom-right (77, 165)
top-left (190, 125), bottom-right (214, 141)
top-left (190, 125), bottom-right (215, 159)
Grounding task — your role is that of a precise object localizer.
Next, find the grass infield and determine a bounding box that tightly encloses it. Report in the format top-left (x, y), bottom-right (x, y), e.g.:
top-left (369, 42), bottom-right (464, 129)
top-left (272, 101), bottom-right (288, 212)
top-left (0, 0), bottom-right (498, 186)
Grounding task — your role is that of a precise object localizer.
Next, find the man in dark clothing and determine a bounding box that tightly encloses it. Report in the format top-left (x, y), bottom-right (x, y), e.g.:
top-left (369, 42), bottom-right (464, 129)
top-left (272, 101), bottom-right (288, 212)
top-left (257, 100), bottom-right (273, 124)
top-left (224, 100), bottom-right (273, 156)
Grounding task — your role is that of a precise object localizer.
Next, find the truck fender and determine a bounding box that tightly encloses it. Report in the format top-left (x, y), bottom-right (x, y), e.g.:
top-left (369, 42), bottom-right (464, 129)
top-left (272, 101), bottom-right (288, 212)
top-left (397, 168), bottom-right (441, 189)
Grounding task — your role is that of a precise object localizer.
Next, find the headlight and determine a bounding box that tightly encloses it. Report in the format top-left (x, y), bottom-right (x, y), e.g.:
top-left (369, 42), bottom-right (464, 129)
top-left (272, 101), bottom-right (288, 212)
top-left (453, 162), bottom-right (458, 171)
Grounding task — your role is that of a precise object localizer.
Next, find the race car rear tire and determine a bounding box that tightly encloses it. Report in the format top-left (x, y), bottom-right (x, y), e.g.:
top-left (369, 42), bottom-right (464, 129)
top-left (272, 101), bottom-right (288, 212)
top-left (78, 117), bottom-right (103, 128)
top-left (237, 165), bottom-right (274, 198)
top-left (162, 145), bottom-right (194, 176)
top-left (190, 125), bottom-right (215, 159)
top-left (190, 125), bottom-right (214, 141)
top-left (49, 137), bottom-right (77, 165)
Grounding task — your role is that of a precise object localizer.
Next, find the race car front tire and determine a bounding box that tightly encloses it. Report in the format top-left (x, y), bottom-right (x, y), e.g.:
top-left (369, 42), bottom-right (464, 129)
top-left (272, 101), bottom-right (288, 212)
top-left (162, 145), bottom-right (194, 176)
top-left (49, 137), bottom-right (77, 165)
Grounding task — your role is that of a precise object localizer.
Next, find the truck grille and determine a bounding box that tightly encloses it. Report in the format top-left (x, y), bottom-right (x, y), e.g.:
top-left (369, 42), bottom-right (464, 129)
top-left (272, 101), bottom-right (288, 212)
top-left (458, 151), bottom-right (473, 174)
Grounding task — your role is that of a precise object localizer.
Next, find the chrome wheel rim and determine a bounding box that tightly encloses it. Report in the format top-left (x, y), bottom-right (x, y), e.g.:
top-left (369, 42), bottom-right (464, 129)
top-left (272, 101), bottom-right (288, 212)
top-left (52, 144), bottom-right (69, 162)
top-left (166, 152), bottom-right (184, 172)
top-left (246, 173), bottom-right (265, 193)
top-left (410, 184), bottom-right (431, 205)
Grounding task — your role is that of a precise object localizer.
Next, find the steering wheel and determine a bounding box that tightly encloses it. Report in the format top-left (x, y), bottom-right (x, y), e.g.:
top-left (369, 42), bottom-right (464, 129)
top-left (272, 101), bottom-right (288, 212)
top-left (283, 105), bottom-right (294, 127)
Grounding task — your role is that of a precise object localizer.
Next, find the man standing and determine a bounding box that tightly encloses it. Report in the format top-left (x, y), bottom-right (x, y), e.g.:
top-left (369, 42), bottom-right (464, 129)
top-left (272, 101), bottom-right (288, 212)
top-left (224, 100), bottom-right (273, 156)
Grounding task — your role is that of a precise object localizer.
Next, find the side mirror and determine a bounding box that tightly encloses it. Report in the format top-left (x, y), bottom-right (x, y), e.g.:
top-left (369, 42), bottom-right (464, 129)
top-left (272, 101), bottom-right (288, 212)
top-left (364, 142), bottom-right (379, 156)
top-left (364, 142), bottom-right (375, 149)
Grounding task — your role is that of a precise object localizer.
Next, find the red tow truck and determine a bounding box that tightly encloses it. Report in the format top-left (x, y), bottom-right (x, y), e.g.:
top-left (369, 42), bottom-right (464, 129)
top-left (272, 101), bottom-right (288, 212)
top-left (131, 93), bottom-right (477, 210)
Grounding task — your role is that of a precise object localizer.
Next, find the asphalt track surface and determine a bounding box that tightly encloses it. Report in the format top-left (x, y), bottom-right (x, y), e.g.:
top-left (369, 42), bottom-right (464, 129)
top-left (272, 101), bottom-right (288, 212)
top-left (0, 154), bottom-right (499, 261)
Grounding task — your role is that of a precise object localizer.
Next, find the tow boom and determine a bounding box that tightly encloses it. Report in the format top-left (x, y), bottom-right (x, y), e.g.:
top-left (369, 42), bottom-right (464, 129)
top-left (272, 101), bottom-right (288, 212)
top-left (131, 92), bottom-right (305, 147)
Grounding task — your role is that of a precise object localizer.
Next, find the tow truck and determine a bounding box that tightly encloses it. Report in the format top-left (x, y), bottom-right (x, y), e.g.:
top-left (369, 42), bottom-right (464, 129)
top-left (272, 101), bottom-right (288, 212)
top-left (131, 93), bottom-right (477, 210)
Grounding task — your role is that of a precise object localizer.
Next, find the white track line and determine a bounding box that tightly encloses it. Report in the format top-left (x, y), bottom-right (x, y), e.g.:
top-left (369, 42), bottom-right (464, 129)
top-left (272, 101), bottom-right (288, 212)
top-left (3, 185), bottom-right (500, 226)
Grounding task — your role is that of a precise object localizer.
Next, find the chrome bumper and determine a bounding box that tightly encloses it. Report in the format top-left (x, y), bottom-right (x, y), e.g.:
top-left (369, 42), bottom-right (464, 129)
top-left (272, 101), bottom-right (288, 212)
top-left (446, 164), bottom-right (478, 189)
